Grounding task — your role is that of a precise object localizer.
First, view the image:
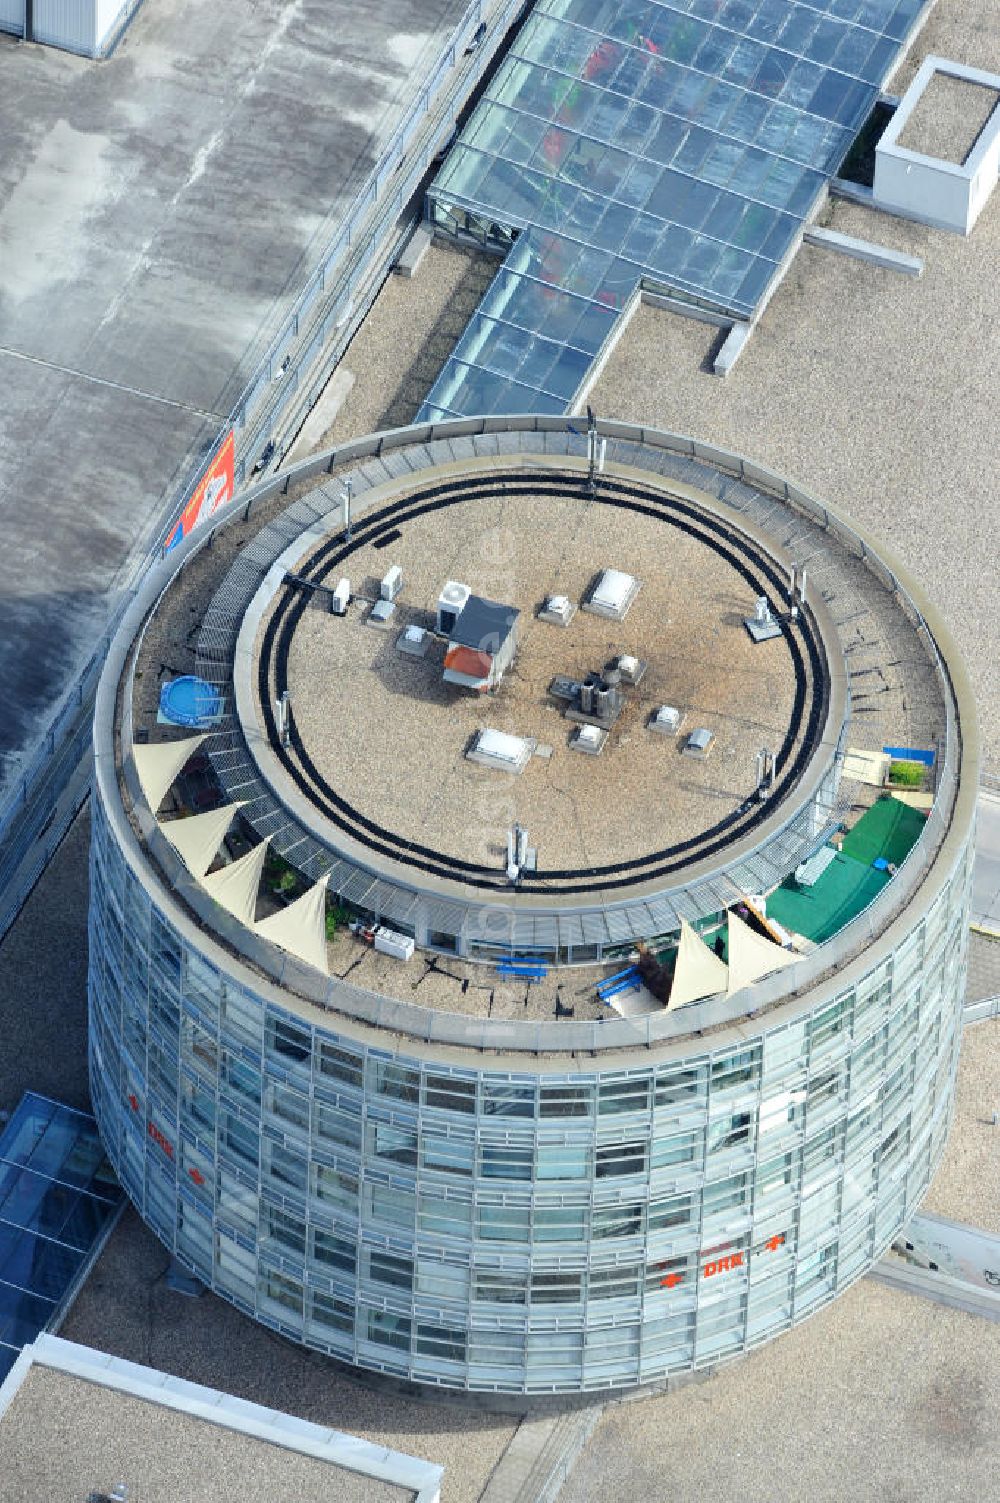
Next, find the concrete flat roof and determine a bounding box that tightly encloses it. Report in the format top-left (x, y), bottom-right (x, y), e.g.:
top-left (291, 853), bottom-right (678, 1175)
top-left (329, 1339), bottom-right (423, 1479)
top-left (0, 1340), bottom-right (427, 1503)
top-left (0, 0), bottom-right (469, 796)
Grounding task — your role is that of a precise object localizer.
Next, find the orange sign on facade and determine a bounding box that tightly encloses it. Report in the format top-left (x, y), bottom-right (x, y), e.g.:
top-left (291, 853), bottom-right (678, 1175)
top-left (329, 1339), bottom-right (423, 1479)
top-left (659, 1233), bottom-right (788, 1290)
top-left (165, 429), bottom-right (235, 551)
top-left (147, 1120), bottom-right (175, 1159)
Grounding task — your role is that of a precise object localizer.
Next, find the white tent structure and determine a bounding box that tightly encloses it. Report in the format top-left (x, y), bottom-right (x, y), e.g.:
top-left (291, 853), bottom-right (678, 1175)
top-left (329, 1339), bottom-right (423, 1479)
top-left (202, 841), bottom-right (269, 927)
top-left (161, 803), bottom-right (242, 880)
top-left (667, 918), bottom-right (729, 1010)
top-left (132, 734), bottom-right (206, 813)
top-left (726, 908), bottom-right (799, 997)
top-left (255, 876), bottom-right (330, 976)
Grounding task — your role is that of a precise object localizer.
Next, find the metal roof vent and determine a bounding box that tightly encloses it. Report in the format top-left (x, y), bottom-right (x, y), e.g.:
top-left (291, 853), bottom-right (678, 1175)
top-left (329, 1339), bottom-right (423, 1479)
top-left (467, 728), bottom-right (534, 774)
top-left (539, 592), bottom-right (577, 626)
top-left (744, 593), bottom-right (781, 642)
top-left (437, 580), bottom-right (471, 634)
top-left (650, 704), bottom-right (685, 736)
top-left (683, 727), bottom-right (715, 758)
top-left (570, 723), bottom-right (607, 756)
top-left (583, 568), bottom-right (640, 620)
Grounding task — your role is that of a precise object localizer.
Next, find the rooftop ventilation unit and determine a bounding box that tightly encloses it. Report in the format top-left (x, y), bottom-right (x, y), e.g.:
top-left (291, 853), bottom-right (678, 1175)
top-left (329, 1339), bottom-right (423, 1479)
top-left (396, 625), bottom-right (430, 658)
top-left (570, 724), bottom-right (607, 756)
top-left (381, 565), bottom-right (403, 601)
top-left (612, 653), bottom-right (646, 686)
top-left (539, 593), bottom-right (576, 626)
top-left (467, 728), bottom-right (534, 774)
top-left (583, 569), bottom-right (640, 620)
top-left (683, 727), bottom-right (715, 758)
top-left (437, 580), bottom-right (471, 635)
top-left (331, 578), bottom-right (350, 615)
top-left (651, 705), bottom-right (685, 736)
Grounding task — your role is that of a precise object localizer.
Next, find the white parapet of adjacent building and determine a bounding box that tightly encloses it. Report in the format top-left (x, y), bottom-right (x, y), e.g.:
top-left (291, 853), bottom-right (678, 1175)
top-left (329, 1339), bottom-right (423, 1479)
top-left (873, 57), bottom-right (1000, 235)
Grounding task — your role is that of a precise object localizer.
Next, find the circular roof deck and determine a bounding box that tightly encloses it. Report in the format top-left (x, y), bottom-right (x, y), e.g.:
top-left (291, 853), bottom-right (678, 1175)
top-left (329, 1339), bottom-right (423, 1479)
top-left (106, 419), bottom-right (965, 1050)
top-left (274, 482), bottom-right (806, 881)
top-left (213, 455), bottom-right (845, 950)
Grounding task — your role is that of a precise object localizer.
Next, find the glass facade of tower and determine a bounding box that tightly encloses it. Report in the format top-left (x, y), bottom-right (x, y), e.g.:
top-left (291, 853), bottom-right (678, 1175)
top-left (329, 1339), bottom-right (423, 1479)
top-left (88, 787), bottom-right (971, 1393)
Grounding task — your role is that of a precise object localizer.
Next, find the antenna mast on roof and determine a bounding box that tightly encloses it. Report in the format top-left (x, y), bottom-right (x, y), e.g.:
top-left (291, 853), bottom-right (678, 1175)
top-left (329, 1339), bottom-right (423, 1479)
top-left (506, 823), bottom-right (529, 884)
top-left (585, 405), bottom-right (603, 497)
top-left (580, 408), bottom-right (604, 495)
top-left (276, 690), bottom-right (291, 749)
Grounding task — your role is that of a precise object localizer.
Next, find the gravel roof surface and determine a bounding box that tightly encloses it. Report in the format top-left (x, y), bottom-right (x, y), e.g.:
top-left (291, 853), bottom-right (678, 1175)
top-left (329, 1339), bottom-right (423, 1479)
top-left (897, 71), bottom-right (1000, 163)
top-left (569, 1277), bottom-right (1000, 1503)
top-left (2, 1365), bottom-right (410, 1503)
top-left (316, 244), bottom-right (500, 446)
top-left (281, 488), bottom-right (800, 871)
top-left (58, 1209), bottom-right (515, 1503)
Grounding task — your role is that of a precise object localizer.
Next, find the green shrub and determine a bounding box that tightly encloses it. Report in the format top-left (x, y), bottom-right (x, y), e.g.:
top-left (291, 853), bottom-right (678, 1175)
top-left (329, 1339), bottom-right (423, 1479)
top-left (888, 760), bottom-right (924, 788)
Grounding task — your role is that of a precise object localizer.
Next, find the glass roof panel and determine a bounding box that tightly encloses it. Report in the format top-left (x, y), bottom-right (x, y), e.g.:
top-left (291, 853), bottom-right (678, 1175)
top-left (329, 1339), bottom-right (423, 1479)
top-left (0, 1093), bottom-right (124, 1371)
top-left (421, 0), bottom-right (925, 419)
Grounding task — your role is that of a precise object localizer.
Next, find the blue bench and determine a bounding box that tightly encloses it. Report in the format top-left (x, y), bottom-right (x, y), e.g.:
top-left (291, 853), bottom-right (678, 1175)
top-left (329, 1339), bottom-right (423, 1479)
top-left (596, 966), bottom-right (642, 1004)
top-left (497, 957), bottom-right (548, 982)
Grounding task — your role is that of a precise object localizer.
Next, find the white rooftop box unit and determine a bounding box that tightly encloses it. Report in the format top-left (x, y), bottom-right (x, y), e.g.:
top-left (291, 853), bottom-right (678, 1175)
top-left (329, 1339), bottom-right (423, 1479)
top-left (369, 600), bottom-right (395, 628)
top-left (539, 593), bottom-right (577, 626)
top-left (467, 728), bottom-right (534, 774)
top-left (373, 927), bottom-right (415, 962)
top-left (683, 727), bottom-right (715, 758)
top-left (583, 569), bottom-right (640, 620)
top-left (651, 705), bottom-right (685, 736)
top-left (331, 579), bottom-right (350, 616)
top-left (381, 565), bottom-right (403, 601)
top-left (437, 581), bottom-right (471, 635)
top-left (570, 724), bottom-right (607, 756)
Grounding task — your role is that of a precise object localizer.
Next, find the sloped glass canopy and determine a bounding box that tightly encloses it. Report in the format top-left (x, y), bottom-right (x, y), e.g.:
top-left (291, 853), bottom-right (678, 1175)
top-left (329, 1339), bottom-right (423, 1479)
top-left (421, 0), bottom-right (925, 418)
top-left (0, 1093), bottom-right (123, 1380)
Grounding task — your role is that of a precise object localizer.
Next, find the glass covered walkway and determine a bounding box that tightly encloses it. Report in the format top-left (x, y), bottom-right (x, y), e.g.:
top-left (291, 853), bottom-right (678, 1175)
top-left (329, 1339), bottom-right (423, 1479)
top-left (0, 1094), bottom-right (123, 1381)
top-left (420, 0), bottom-right (927, 418)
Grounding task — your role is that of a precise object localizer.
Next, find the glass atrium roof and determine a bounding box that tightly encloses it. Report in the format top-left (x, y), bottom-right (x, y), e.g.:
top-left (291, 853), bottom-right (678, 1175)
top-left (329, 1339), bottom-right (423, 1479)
top-left (420, 0), bottom-right (926, 419)
top-left (0, 1093), bottom-right (123, 1381)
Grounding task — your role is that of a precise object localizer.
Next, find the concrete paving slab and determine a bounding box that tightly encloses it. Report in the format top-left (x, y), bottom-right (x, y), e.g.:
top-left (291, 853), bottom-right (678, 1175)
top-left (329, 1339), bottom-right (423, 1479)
top-left (0, 0), bottom-right (470, 797)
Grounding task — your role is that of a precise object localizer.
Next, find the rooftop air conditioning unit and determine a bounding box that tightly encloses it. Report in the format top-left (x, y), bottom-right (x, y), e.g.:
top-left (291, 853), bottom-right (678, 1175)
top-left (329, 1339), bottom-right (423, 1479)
top-left (330, 578), bottom-right (350, 615)
top-left (467, 727), bottom-right (534, 775)
top-left (437, 581), bottom-right (471, 635)
top-left (583, 568), bottom-right (640, 620)
top-left (651, 704), bottom-right (684, 736)
top-left (381, 565), bottom-right (403, 601)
